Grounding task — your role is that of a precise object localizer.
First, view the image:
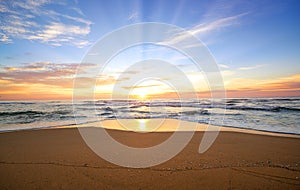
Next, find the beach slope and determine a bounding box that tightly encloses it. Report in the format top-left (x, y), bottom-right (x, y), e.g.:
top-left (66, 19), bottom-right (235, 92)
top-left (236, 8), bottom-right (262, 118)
top-left (0, 123), bottom-right (299, 189)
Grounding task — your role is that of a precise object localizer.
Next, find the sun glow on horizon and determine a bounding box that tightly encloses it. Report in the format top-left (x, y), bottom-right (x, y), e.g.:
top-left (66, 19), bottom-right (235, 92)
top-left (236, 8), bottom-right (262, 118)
top-left (137, 90), bottom-right (147, 100)
top-left (130, 87), bottom-right (149, 100)
top-left (127, 79), bottom-right (179, 100)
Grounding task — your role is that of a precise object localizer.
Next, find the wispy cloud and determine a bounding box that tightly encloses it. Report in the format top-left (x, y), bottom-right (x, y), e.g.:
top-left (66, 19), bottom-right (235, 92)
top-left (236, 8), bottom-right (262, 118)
top-left (238, 64), bottom-right (266, 71)
top-left (122, 84), bottom-right (162, 90)
top-left (218, 63), bottom-right (230, 69)
top-left (127, 11), bottom-right (139, 21)
top-left (28, 22), bottom-right (90, 47)
top-left (0, 0), bottom-right (92, 47)
top-left (190, 12), bottom-right (248, 35)
top-left (0, 34), bottom-right (12, 43)
top-left (160, 12), bottom-right (248, 46)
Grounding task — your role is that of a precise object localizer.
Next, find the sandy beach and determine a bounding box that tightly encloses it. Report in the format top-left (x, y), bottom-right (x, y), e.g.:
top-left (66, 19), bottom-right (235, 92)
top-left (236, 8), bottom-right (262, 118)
top-left (0, 119), bottom-right (299, 190)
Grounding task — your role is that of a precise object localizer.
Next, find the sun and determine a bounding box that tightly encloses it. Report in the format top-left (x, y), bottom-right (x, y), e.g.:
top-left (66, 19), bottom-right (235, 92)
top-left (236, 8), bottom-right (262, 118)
top-left (131, 88), bottom-right (148, 100)
top-left (136, 89), bottom-right (147, 100)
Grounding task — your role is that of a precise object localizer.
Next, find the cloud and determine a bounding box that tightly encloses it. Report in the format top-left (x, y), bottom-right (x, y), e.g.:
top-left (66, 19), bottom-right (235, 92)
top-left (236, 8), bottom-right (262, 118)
top-left (225, 74), bottom-right (300, 92)
top-left (0, 62), bottom-right (96, 88)
top-left (160, 12), bottom-right (248, 46)
top-left (189, 12), bottom-right (248, 35)
top-left (122, 84), bottom-right (162, 90)
top-left (0, 62), bottom-right (77, 99)
top-left (1, 62), bottom-right (299, 99)
top-left (12, 0), bottom-right (51, 10)
top-left (96, 75), bottom-right (116, 86)
top-left (263, 74), bottom-right (300, 90)
top-left (128, 11), bottom-right (139, 21)
top-left (194, 73), bottom-right (300, 98)
top-left (28, 22), bottom-right (91, 47)
top-left (0, 62), bottom-right (118, 99)
top-left (218, 64), bottom-right (229, 69)
top-left (0, 34), bottom-right (13, 43)
top-left (238, 64), bottom-right (266, 71)
top-left (221, 70), bottom-right (235, 77)
top-left (0, 0), bottom-right (92, 47)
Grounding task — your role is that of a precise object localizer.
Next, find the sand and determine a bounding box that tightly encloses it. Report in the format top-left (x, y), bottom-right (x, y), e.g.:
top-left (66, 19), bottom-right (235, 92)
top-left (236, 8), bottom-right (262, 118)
top-left (0, 120), bottom-right (300, 189)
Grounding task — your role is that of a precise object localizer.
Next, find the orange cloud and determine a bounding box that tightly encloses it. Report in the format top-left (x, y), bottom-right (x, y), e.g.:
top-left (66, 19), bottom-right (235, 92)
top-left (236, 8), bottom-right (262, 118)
top-left (222, 74), bottom-right (300, 97)
top-left (0, 62), bottom-right (96, 100)
top-left (1, 61), bottom-right (299, 100)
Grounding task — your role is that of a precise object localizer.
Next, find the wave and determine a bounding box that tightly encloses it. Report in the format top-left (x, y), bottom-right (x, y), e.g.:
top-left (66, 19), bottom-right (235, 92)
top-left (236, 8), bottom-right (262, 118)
top-left (226, 106), bottom-right (300, 112)
top-left (226, 99), bottom-right (244, 104)
top-left (0, 102), bottom-right (36, 105)
top-left (278, 107), bottom-right (300, 112)
top-left (271, 98), bottom-right (300, 101)
top-left (98, 112), bottom-right (112, 116)
top-left (180, 110), bottom-right (209, 115)
top-left (102, 107), bottom-right (114, 111)
top-left (0, 111), bottom-right (44, 116)
top-left (0, 110), bottom-right (72, 116)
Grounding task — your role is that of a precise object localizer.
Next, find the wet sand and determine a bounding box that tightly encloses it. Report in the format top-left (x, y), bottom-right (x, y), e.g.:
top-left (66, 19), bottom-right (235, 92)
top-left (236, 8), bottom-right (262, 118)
top-left (0, 121), bottom-right (300, 189)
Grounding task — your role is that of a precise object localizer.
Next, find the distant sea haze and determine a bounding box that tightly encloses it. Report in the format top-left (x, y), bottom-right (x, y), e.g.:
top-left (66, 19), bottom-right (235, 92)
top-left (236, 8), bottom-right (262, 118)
top-left (0, 98), bottom-right (299, 134)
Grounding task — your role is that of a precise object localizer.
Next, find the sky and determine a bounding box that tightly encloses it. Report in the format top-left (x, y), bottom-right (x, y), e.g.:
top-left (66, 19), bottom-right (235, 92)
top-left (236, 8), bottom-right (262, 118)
top-left (0, 0), bottom-right (299, 100)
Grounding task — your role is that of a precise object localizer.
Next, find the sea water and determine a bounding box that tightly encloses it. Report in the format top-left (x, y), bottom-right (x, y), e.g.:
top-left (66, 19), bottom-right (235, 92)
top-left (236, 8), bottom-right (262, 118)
top-left (0, 98), bottom-right (299, 134)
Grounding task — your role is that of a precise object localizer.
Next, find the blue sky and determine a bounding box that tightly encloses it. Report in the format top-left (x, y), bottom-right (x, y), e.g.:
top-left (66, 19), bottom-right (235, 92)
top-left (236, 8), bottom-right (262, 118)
top-left (0, 0), bottom-right (299, 99)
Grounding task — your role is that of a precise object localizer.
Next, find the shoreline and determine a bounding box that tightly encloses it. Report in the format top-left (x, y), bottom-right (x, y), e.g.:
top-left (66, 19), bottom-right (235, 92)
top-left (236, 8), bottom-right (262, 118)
top-left (1, 118), bottom-right (299, 139)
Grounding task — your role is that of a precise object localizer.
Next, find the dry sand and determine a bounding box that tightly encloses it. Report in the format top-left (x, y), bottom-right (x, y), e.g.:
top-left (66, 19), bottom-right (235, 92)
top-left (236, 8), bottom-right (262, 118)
top-left (0, 120), bottom-right (300, 189)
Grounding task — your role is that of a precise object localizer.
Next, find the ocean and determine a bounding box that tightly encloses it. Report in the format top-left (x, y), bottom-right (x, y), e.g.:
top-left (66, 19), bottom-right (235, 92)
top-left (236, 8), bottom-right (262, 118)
top-left (0, 98), bottom-right (299, 134)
